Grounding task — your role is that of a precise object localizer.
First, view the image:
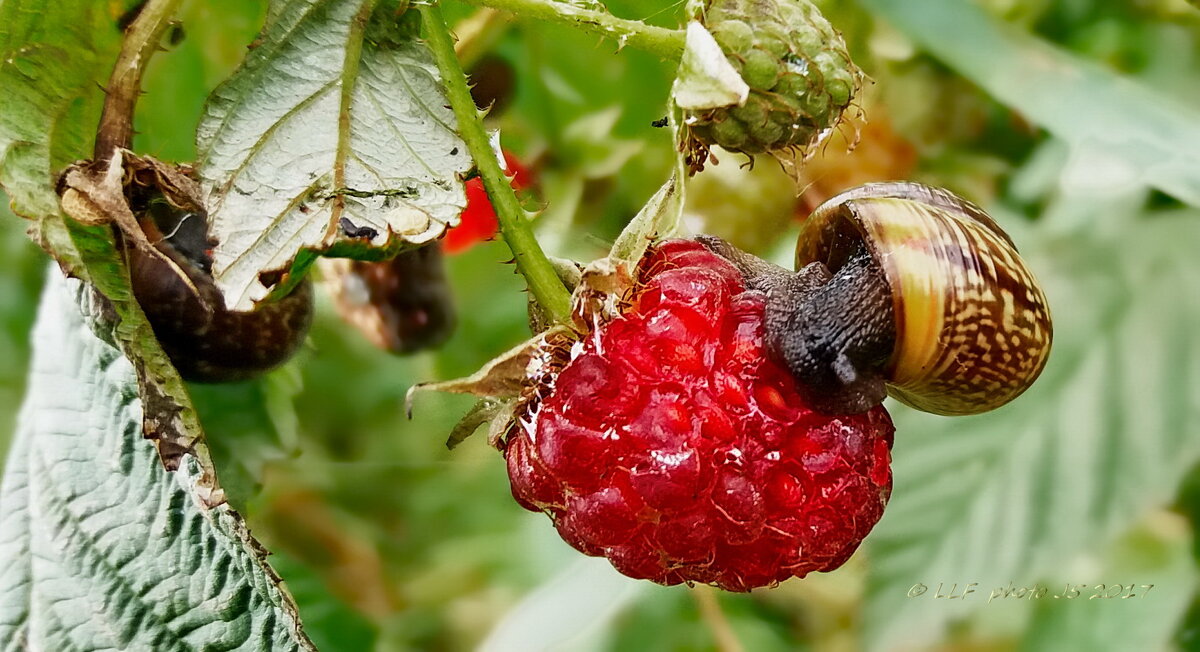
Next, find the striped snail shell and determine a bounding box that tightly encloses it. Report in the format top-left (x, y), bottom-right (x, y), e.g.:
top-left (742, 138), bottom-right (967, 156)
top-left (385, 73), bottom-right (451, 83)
top-left (788, 181), bottom-right (1052, 416)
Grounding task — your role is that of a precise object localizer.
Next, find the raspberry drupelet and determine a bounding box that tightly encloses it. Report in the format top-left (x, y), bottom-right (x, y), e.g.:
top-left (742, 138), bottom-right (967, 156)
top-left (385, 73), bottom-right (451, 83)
top-left (503, 239), bottom-right (894, 591)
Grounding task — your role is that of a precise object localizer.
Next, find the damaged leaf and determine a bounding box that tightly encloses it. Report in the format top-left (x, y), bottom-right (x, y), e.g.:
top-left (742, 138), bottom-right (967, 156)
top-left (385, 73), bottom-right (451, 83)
top-left (58, 150), bottom-right (207, 305)
top-left (54, 149), bottom-right (220, 477)
top-left (196, 0), bottom-right (472, 311)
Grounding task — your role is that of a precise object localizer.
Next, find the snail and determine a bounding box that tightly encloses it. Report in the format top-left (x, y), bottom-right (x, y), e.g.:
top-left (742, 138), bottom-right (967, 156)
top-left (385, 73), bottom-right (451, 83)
top-left (128, 197), bottom-right (314, 383)
top-left (700, 181), bottom-right (1052, 416)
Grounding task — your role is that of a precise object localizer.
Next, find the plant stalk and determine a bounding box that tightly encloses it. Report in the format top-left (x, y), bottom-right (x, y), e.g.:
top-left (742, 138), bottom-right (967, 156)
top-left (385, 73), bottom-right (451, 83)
top-left (692, 585), bottom-right (746, 652)
top-left (457, 0), bottom-right (687, 60)
top-left (94, 0), bottom-right (184, 160)
top-left (420, 2), bottom-right (573, 325)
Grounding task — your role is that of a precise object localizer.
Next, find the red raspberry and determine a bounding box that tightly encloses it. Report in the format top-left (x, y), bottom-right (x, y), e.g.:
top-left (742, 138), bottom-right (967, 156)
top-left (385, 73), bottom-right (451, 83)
top-left (504, 239), bottom-right (895, 591)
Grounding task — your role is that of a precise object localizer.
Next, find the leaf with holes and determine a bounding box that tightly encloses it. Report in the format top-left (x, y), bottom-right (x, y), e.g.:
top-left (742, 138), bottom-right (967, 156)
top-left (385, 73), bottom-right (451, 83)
top-left (0, 270), bottom-right (313, 650)
top-left (196, 0), bottom-right (471, 310)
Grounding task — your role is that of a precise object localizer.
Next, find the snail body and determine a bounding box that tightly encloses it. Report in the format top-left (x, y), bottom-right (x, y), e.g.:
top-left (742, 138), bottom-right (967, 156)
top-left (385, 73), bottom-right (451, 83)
top-left (129, 201), bottom-right (313, 383)
top-left (700, 181), bottom-right (1052, 416)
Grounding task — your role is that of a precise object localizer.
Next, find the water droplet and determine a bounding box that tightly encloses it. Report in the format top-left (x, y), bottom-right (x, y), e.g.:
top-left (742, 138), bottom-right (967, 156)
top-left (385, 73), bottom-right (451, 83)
top-left (652, 449), bottom-right (694, 468)
top-left (785, 59), bottom-right (809, 76)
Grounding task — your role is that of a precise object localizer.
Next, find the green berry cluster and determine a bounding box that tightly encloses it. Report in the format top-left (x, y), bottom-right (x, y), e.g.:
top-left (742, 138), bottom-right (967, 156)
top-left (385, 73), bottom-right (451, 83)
top-left (687, 0), bottom-right (862, 156)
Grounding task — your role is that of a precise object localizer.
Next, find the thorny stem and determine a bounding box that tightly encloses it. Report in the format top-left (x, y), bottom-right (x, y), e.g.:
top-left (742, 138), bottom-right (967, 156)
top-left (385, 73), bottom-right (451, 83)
top-left (457, 0), bottom-right (687, 60)
top-left (420, 3), bottom-right (573, 324)
top-left (94, 0), bottom-right (184, 160)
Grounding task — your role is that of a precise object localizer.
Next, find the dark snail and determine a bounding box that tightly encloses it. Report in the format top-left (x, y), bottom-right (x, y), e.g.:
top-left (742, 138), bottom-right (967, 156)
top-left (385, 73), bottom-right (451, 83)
top-left (128, 199), bottom-right (313, 383)
top-left (702, 181), bottom-right (1053, 416)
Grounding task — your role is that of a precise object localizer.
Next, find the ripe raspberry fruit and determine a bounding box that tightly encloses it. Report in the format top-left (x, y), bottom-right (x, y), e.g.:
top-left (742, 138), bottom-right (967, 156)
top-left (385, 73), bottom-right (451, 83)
top-left (503, 239), bottom-right (894, 591)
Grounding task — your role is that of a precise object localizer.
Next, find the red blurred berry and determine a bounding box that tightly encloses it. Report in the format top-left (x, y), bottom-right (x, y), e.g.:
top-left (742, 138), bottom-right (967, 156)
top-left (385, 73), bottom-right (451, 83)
top-left (503, 239), bottom-right (895, 591)
top-left (445, 152), bottom-right (532, 254)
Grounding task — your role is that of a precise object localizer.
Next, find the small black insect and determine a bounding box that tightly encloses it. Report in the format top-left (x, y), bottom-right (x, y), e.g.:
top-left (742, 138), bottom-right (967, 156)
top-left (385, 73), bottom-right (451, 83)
top-left (339, 217), bottom-right (378, 240)
top-left (650, 116), bottom-right (669, 128)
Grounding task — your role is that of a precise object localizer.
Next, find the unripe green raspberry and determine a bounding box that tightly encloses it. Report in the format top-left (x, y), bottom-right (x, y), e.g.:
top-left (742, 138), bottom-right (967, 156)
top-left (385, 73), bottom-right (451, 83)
top-left (730, 100), bottom-right (769, 127)
top-left (711, 118), bottom-right (749, 150)
top-left (742, 49), bottom-right (782, 90)
top-left (710, 19), bottom-right (754, 52)
top-left (749, 119), bottom-right (785, 150)
top-left (686, 0), bottom-right (862, 160)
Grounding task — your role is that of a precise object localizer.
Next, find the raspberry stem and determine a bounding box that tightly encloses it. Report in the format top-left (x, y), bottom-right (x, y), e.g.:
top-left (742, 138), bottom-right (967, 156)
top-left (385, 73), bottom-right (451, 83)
top-left (456, 0), bottom-right (687, 60)
top-left (95, 0), bottom-right (184, 160)
top-left (693, 586), bottom-right (746, 652)
top-left (420, 3), bottom-right (573, 325)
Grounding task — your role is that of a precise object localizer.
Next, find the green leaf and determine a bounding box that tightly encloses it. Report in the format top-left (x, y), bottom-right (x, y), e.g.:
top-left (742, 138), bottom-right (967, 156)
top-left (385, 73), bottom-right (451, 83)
top-left (858, 0), bottom-right (1200, 206)
top-left (1023, 514), bottom-right (1197, 652)
top-left (196, 0), bottom-right (471, 311)
top-left (0, 269), bottom-right (313, 650)
top-left (863, 212), bottom-right (1200, 648)
top-left (0, 1), bottom-right (127, 220)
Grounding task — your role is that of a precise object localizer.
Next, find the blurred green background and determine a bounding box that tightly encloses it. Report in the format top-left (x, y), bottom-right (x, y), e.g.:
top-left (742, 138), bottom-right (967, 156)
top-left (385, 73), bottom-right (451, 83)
top-left (3, 0), bottom-right (1200, 650)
